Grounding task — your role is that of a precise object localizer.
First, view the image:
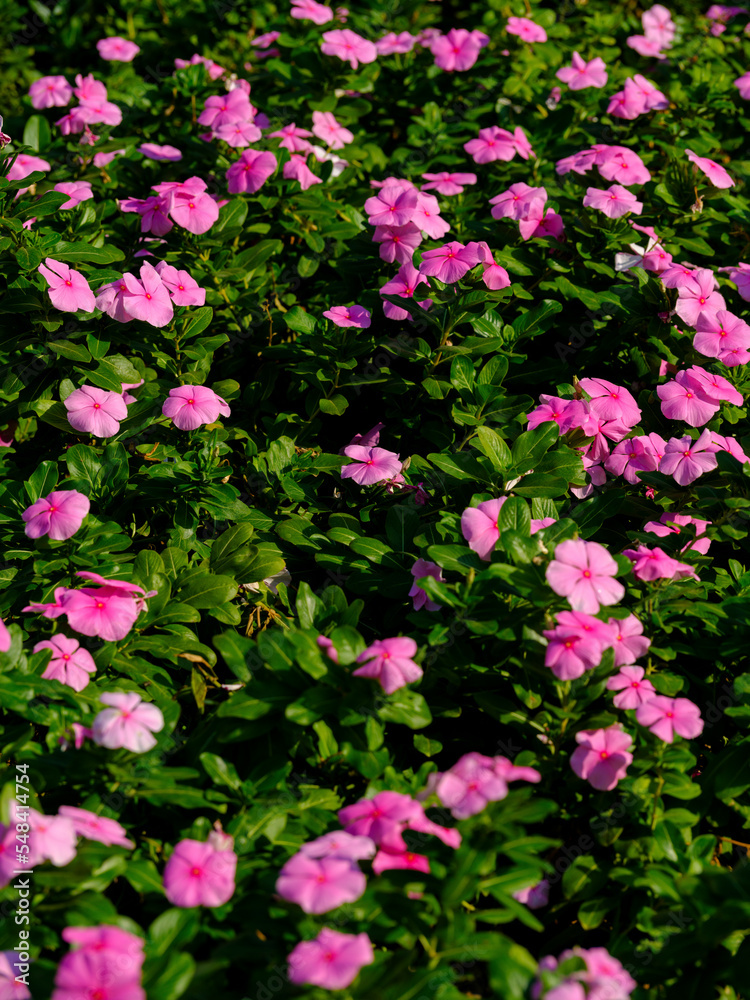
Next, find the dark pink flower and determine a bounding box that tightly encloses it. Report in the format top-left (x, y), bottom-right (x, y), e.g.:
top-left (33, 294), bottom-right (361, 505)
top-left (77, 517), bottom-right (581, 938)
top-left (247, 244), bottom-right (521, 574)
top-left (513, 880), bottom-right (550, 909)
top-left (606, 665), bottom-right (656, 709)
top-left (23, 489), bottom-right (90, 540)
top-left (464, 126), bottom-right (517, 164)
top-left (226, 149), bottom-right (277, 194)
top-left (64, 385), bottom-right (127, 437)
top-left (622, 544), bottom-right (699, 581)
top-left (557, 52), bottom-right (607, 89)
top-left (570, 727), bottom-right (633, 790)
top-left (341, 445), bottom-right (402, 485)
top-left (320, 28), bottom-right (377, 69)
top-left (686, 149), bottom-right (734, 189)
top-left (283, 154), bottom-right (322, 190)
top-left (162, 385), bottom-right (231, 430)
top-left (97, 36), bottom-right (140, 61)
top-left (323, 304), bottom-right (371, 328)
top-left (432, 751), bottom-right (540, 819)
top-left (365, 184), bottom-right (418, 226)
top-left (353, 636), bottom-right (421, 694)
top-left (276, 854), bottom-right (365, 913)
top-left (164, 837), bottom-right (237, 907)
top-left (636, 695), bottom-right (704, 742)
top-left (409, 558), bottom-right (444, 612)
top-left (154, 262), bottom-right (206, 307)
top-left (461, 497), bottom-right (507, 560)
top-left (288, 928), bottom-right (373, 990)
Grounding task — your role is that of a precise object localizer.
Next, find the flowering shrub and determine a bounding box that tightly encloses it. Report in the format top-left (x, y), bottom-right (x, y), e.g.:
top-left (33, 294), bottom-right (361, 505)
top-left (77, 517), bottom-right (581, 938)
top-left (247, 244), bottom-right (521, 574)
top-left (1, 0), bottom-right (750, 998)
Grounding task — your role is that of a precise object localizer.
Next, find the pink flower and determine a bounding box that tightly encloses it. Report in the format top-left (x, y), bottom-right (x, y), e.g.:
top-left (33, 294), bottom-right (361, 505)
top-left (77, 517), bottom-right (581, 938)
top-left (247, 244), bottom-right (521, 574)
top-left (58, 806), bottom-right (134, 848)
top-left (643, 513), bottom-right (712, 555)
top-left (475, 243), bottom-right (511, 289)
top-left (199, 89), bottom-right (254, 130)
top-left (166, 179), bottom-right (219, 234)
top-left (6, 153), bottom-right (51, 181)
top-left (61, 924), bottom-right (145, 959)
top-left (518, 198), bottom-right (565, 241)
top-left (707, 432), bottom-right (749, 464)
top-left (735, 71), bottom-right (750, 99)
top-left (686, 149), bottom-right (734, 189)
top-left (53, 181), bottom-right (93, 210)
top-left (95, 276), bottom-right (131, 323)
top-left (51, 950), bottom-right (145, 1000)
top-left (38, 258), bottom-right (96, 313)
top-left (154, 261), bottom-right (206, 307)
top-left (506, 16), bottom-right (547, 42)
top-left (607, 78), bottom-right (648, 119)
top-left (606, 665), bottom-right (656, 709)
top-left (659, 431), bottom-right (719, 485)
top-left (596, 146), bottom-right (651, 185)
top-left (299, 831), bottom-right (376, 860)
top-left (316, 635), bottom-right (339, 663)
top-left (322, 304), bottom-right (371, 328)
top-left (464, 126), bottom-right (517, 164)
top-left (430, 28), bottom-right (489, 72)
top-left (22, 586), bottom-right (69, 620)
top-left (656, 379), bottom-right (720, 427)
top-left (674, 266), bottom-right (727, 325)
top-left (693, 308), bottom-right (750, 362)
top-left (570, 727), bottom-right (633, 790)
top-left (604, 438), bottom-right (660, 484)
top-left (353, 636), bottom-right (421, 694)
top-left (321, 28), bottom-right (378, 69)
top-left (681, 364), bottom-right (743, 405)
top-left (461, 497), bottom-right (506, 560)
top-left (578, 377), bottom-right (641, 426)
top-left (0, 619), bottom-right (9, 653)
top-left (23, 489), bottom-right (90, 540)
top-left (432, 752), bottom-right (540, 819)
top-left (365, 184), bottom-right (418, 226)
top-left (409, 558), bottom-right (444, 612)
top-left (606, 614), bottom-right (651, 666)
top-left (283, 153), bottom-right (322, 190)
top-left (543, 624), bottom-right (604, 680)
top-left (119, 261), bottom-right (174, 328)
top-left (291, 0), bottom-right (334, 23)
top-left (138, 142), bottom-right (182, 161)
top-left (311, 110), bottom-right (353, 148)
top-left (34, 634), bottom-right (96, 692)
top-left (21, 806), bottom-right (77, 866)
top-left (226, 149), bottom-right (277, 194)
top-left (341, 445), bottom-right (402, 485)
top-left (288, 928), bottom-right (374, 990)
top-left (268, 122), bottom-right (313, 153)
top-left (531, 517), bottom-right (557, 533)
top-left (339, 790), bottom-right (460, 851)
top-left (527, 395), bottom-right (586, 433)
top-left (546, 538), bottom-right (624, 613)
top-left (636, 695), bottom-right (704, 742)
top-left (373, 222), bottom-right (422, 263)
top-left (411, 190), bottom-right (450, 239)
top-left (380, 260), bottom-right (431, 320)
top-left (583, 185), bottom-right (643, 219)
top-left (490, 184), bottom-right (547, 221)
top-left (556, 52), bottom-right (607, 89)
top-left (64, 385), bottom-right (127, 437)
top-left (164, 837), bottom-right (237, 907)
top-left (347, 423), bottom-right (384, 448)
top-left (174, 54), bottom-right (225, 79)
top-left (627, 34), bottom-right (668, 57)
top-left (92, 692), bottom-right (164, 752)
top-left (513, 880), bottom-right (550, 909)
top-left (97, 36), bottom-right (140, 60)
top-left (276, 854), bottom-right (365, 913)
top-left (78, 96), bottom-right (122, 126)
top-left (371, 848), bottom-right (431, 874)
top-left (375, 31), bottom-right (416, 55)
top-left (418, 240), bottom-right (484, 283)
top-left (162, 384), bottom-right (231, 430)
top-left (29, 75), bottom-right (73, 108)
top-left (0, 950), bottom-right (31, 998)
top-left (622, 544), bottom-right (698, 581)
top-left (421, 171), bottom-right (477, 195)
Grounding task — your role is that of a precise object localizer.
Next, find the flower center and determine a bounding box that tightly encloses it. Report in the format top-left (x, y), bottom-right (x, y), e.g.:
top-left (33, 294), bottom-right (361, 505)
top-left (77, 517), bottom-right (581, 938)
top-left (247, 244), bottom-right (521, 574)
top-left (96, 602), bottom-right (105, 609)
top-left (582, 570), bottom-right (592, 578)
top-left (599, 751), bottom-right (609, 759)
top-left (190, 867), bottom-right (202, 877)
top-left (63, 654), bottom-right (71, 661)
top-left (65, 280), bottom-right (72, 286)
top-left (666, 711), bottom-right (674, 718)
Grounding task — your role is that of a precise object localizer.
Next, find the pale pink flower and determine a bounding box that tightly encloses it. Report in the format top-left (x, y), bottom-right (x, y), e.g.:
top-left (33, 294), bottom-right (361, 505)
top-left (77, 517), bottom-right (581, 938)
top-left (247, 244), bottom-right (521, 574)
top-left (97, 36), bottom-right (140, 60)
top-left (198, 89), bottom-right (254, 130)
top-left (321, 28), bottom-right (378, 69)
top-left (153, 261), bottom-right (206, 306)
top-left (606, 613), bottom-right (652, 667)
top-left (276, 854), bottom-right (365, 913)
top-left (299, 831), bottom-right (376, 860)
top-left (53, 180), bottom-right (93, 209)
top-left (556, 52), bottom-right (607, 89)
top-left (226, 149), bottom-right (277, 193)
top-left (78, 96), bottom-right (122, 126)
top-left (579, 377), bottom-right (641, 427)
top-left (607, 78), bottom-right (648, 119)
top-left (162, 385), bottom-right (231, 430)
top-left (659, 431), bottom-right (719, 485)
top-left (92, 692), bottom-right (164, 753)
top-left (29, 75), bottom-right (73, 108)
top-left (311, 111), bottom-right (353, 149)
top-left (656, 378), bottom-right (720, 427)
top-left (622, 544), bottom-right (698, 581)
top-left (546, 538), bottom-right (624, 613)
top-left (138, 142), bottom-right (182, 161)
top-left (268, 122), bottom-right (314, 153)
top-left (490, 183), bottom-right (547, 221)
top-left (317, 635), bottom-right (339, 663)
top-left (475, 242), bottom-right (511, 290)
top-left (353, 637), bottom-right (422, 694)
top-left (95, 276), bottom-right (131, 323)
top-left (121, 261), bottom-right (174, 327)
top-left (421, 171), bottom-right (477, 195)
top-left (291, 0), bottom-right (334, 23)
top-left (461, 497), bottom-right (506, 560)
top-left (432, 751), bottom-right (540, 819)
top-left (636, 695), bottom-right (704, 742)
top-left (23, 489), bottom-right (90, 540)
top-left (506, 16), bottom-right (547, 42)
top-left (341, 445), bottom-right (402, 485)
top-left (686, 148), bottom-right (735, 189)
top-left (323, 304), bottom-right (371, 328)
top-left (283, 153), bottom-right (322, 190)
top-left (680, 364), bottom-right (743, 406)
top-left (167, 179), bottom-right (219, 234)
top-left (606, 665), bottom-right (656, 709)
top-left (597, 146), bottom-right (651, 185)
top-left (430, 28), bottom-right (489, 72)
top-left (164, 837), bottom-right (237, 907)
top-left (531, 517), bottom-right (557, 533)
top-left (38, 258), bottom-right (96, 313)
top-left (409, 558), bottom-right (444, 612)
top-left (0, 950), bottom-right (31, 998)
top-left (627, 34), bottom-right (667, 57)
top-left (376, 31), bottom-right (416, 55)
top-left (58, 806), bottom-right (134, 848)
top-left (411, 190), bottom-right (450, 238)
top-left (694, 309), bottom-right (750, 364)
top-left (570, 727), bottom-right (633, 790)
top-left (64, 385), bottom-right (127, 437)
top-left (583, 185), bottom-right (643, 219)
top-left (288, 928), bottom-right (373, 990)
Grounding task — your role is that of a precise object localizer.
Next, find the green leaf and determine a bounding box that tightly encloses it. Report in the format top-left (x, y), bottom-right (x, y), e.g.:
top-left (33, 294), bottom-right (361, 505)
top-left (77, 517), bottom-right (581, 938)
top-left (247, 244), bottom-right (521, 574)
top-left (199, 752), bottom-right (242, 790)
top-left (472, 426), bottom-right (512, 471)
top-left (176, 571), bottom-right (238, 608)
top-left (23, 115), bottom-right (51, 151)
top-left (25, 460), bottom-right (58, 503)
top-left (47, 340), bottom-right (92, 363)
top-left (378, 688), bottom-right (432, 729)
top-left (49, 242), bottom-right (125, 264)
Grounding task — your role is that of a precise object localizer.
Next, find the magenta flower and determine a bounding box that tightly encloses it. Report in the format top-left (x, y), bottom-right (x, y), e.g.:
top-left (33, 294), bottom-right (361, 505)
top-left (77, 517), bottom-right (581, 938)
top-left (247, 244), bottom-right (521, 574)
top-left (607, 78), bottom-right (648, 119)
top-left (61, 924), bottom-right (145, 959)
top-left (686, 149), bottom-right (734, 189)
top-left (583, 185), bottom-right (643, 219)
top-left (365, 184), bottom-right (418, 226)
top-left (681, 364), bottom-right (743, 405)
top-left (288, 928), bottom-right (373, 990)
top-left (120, 261), bottom-right (174, 328)
top-left (38, 258), bottom-right (96, 313)
top-left (291, 0), bottom-right (334, 23)
top-left (5, 153), bottom-right (51, 181)
top-left (432, 751), bottom-right (540, 819)
top-left (372, 848), bottom-right (431, 874)
top-left (461, 497), bottom-right (507, 560)
top-left (92, 692), bottom-right (164, 752)
top-left (643, 513), bottom-right (712, 555)
top-left (174, 53), bottom-right (225, 78)
top-left (708, 432), bottom-right (749, 464)
top-left (226, 149), bottom-right (277, 194)
top-left (23, 489), bottom-right (90, 540)
top-left (527, 395), bottom-right (587, 433)
top-left (674, 267), bottom-right (726, 326)
top-left (464, 126), bottom-right (517, 164)
top-left (421, 171), bottom-right (477, 195)
top-left (341, 445), bottom-right (402, 485)
top-left (622, 544), bottom-right (698, 582)
top-left (199, 88), bottom-right (254, 130)
top-left (153, 262), bottom-right (206, 307)
top-left (164, 837), bottom-right (237, 907)
top-left (299, 831), bottom-right (376, 860)
top-left (316, 635), bottom-right (339, 663)
top-left (556, 52), bottom-right (607, 89)
top-left (353, 636), bottom-right (421, 694)
top-left (58, 806), bottom-right (134, 848)
top-left (606, 665), bottom-right (656, 709)
top-left (578, 377), bottom-right (641, 427)
top-left (409, 558), bottom-right (444, 612)
top-left (506, 16), bottom-right (547, 42)
top-left (490, 183), bottom-right (547, 220)
top-left (321, 28), bottom-right (377, 69)
top-left (167, 179), bottom-right (219, 234)
top-left (380, 260), bottom-right (431, 320)
top-left (53, 181), bottom-right (93, 209)
top-left (276, 854), bottom-right (365, 913)
top-left (64, 385), bottom-right (127, 437)
top-left (659, 432), bottom-right (718, 485)
top-left (375, 31), bottom-right (416, 55)
top-left (323, 304), bottom-right (371, 328)
top-left (283, 154), bottom-right (322, 190)
top-left (596, 146), bottom-right (651, 185)
top-left (162, 384), bottom-right (231, 430)
top-left (97, 36), bottom-right (140, 60)
top-left (418, 240), bottom-right (484, 283)
top-left (636, 695), bottom-right (704, 742)
top-left (138, 142), bottom-right (182, 161)
top-left (268, 122), bottom-right (313, 153)
top-left (531, 517), bottom-right (557, 533)
top-left (693, 308), bottom-right (750, 362)
top-left (546, 538), bottom-right (624, 613)
top-left (477, 243), bottom-right (511, 289)
top-left (513, 880), bottom-right (550, 909)
top-left (570, 727), bottom-right (633, 790)
top-left (735, 71), bottom-right (750, 99)
top-left (606, 614), bottom-right (651, 666)
top-left (373, 222), bottom-right (422, 264)
top-left (518, 198), bottom-right (565, 241)
top-left (311, 110), bottom-right (353, 148)
top-left (412, 190), bottom-right (450, 238)
top-left (0, 619), bottom-right (9, 653)
top-left (604, 438), bottom-right (660, 484)
top-left (430, 28), bottom-right (489, 72)
top-left (543, 625), bottom-right (603, 680)
top-left (34, 635), bottom-right (96, 692)
top-left (0, 950), bottom-right (30, 999)
top-left (339, 789), bottom-right (460, 851)
top-left (51, 949), bottom-right (145, 1000)
top-left (22, 586), bottom-right (69, 620)
top-left (29, 75), bottom-right (73, 108)
top-left (656, 380), bottom-right (720, 427)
